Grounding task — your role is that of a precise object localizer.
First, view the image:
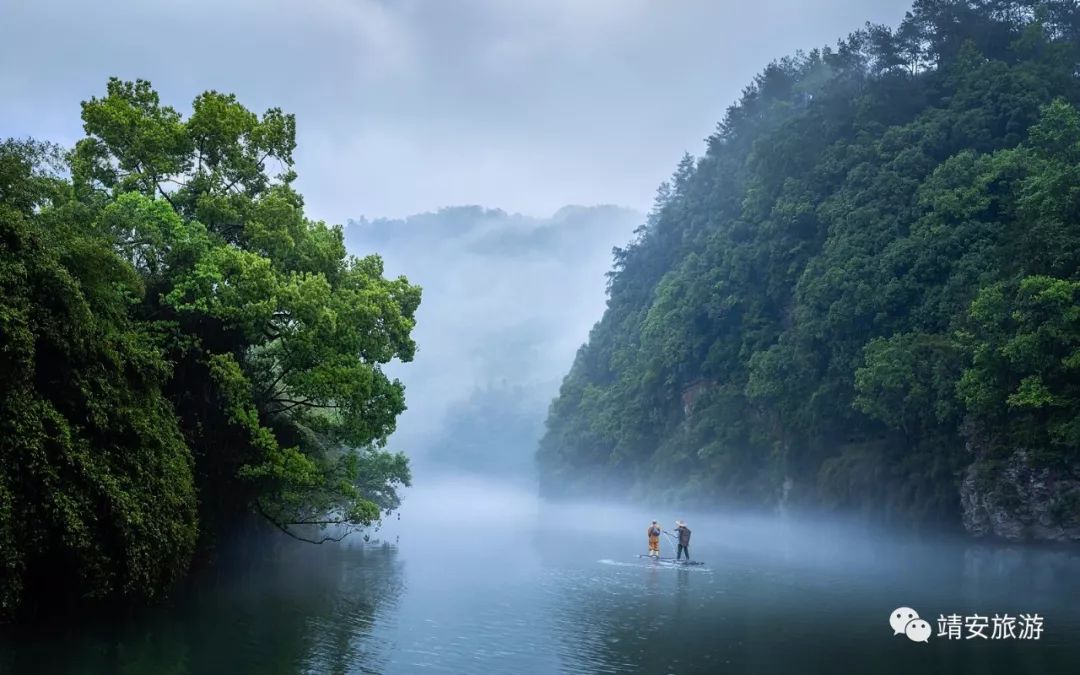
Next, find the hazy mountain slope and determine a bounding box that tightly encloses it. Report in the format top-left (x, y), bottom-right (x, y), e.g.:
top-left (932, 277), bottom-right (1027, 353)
top-left (539, 0), bottom-right (1080, 540)
top-left (345, 205), bottom-right (642, 478)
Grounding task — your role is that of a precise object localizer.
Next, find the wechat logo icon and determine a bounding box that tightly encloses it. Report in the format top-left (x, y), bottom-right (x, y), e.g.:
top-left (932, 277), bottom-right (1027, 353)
top-left (890, 607), bottom-right (931, 643)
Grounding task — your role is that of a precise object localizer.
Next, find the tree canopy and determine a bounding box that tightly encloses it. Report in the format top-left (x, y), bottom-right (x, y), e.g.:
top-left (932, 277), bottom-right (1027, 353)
top-left (539, 0), bottom-right (1080, 537)
top-left (1, 80), bottom-right (420, 619)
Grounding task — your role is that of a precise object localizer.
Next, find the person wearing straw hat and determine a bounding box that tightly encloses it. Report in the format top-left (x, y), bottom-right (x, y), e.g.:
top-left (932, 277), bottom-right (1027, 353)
top-left (673, 520), bottom-right (692, 560)
top-left (646, 520), bottom-right (662, 557)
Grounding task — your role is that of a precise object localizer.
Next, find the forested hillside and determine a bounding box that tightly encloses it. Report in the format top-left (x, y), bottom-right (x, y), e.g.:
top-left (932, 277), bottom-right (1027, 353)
top-left (539, 0), bottom-right (1080, 540)
top-left (0, 81), bottom-right (418, 619)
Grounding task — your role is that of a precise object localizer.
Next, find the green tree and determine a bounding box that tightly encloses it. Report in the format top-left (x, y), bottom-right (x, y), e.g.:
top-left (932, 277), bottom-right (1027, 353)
top-left (1, 79), bottom-right (421, 618)
top-left (71, 78), bottom-right (420, 541)
top-left (0, 140), bottom-right (197, 617)
top-left (959, 276), bottom-right (1080, 462)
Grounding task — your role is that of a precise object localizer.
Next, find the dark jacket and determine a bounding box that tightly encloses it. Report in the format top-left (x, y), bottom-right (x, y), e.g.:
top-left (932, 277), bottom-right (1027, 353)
top-left (676, 525), bottom-right (691, 546)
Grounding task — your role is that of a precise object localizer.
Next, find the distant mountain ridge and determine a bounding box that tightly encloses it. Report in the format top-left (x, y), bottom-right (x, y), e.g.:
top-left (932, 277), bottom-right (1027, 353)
top-left (344, 204), bottom-right (643, 479)
top-left (348, 205), bottom-right (638, 256)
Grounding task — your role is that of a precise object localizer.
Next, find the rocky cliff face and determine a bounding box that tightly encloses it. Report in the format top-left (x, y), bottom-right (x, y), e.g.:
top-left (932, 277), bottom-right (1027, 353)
top-left (680, 379), bottom-right (716, 418)
top-left (961, 446), bottom-right (1080, 542)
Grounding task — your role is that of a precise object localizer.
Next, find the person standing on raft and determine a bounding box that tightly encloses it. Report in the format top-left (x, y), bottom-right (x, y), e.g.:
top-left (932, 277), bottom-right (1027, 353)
top-left (674, 520), bottom-right (691, 560)
top-left (647, 520), bottom-right (662, 557)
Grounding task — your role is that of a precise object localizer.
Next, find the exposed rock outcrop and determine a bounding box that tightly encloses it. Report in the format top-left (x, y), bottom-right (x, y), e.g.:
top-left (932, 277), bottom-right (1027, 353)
top-left (960, 448), bottom-right (1080, 542)
top-left (680, 379), bottom-right (716, 418)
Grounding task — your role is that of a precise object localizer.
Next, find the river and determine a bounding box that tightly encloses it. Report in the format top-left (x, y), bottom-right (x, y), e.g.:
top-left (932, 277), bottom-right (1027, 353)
top-left (2, 474), bottom-right (1079, 674)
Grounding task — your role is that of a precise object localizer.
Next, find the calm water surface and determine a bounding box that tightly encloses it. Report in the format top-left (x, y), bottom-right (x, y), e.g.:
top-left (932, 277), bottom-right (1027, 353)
top-left (3, 475), bottom-right (1079, 674)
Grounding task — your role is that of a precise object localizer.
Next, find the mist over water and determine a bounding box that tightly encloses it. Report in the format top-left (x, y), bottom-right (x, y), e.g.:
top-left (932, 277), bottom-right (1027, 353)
top-left (7, 477), bottom-right (1079, 674)
top-left (5, 0), bottom-right (1080, 670)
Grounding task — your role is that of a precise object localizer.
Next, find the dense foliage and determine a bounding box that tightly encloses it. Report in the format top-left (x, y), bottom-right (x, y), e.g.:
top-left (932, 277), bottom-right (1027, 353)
top-left (0, 140), bottom-right (197, 617)
top-left (1, 82), bottom-right (419, 618)
top-left (539, 0), bottom-right (1080, 536)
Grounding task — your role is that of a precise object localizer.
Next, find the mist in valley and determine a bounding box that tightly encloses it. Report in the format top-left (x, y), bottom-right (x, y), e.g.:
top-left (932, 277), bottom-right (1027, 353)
top-left (344, 204), bottom-right (641, 482)
top-left (5, 0), bottom-right (1080, 671)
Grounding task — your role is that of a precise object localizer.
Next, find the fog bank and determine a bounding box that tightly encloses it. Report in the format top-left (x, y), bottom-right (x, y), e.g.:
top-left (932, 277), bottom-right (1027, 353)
top-left (344, 205), bottom-right (642, 478)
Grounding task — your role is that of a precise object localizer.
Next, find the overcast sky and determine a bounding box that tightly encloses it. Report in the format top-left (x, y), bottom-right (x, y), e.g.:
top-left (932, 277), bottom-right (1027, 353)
top-left (2, 0), bottom-right (912, 222)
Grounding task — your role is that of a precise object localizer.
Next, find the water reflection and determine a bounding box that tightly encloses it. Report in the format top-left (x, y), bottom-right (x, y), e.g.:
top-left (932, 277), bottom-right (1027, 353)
top-left (0, 533), bottom-right (404, 675)
top-left (2, 479), bottom-right (1080, 675)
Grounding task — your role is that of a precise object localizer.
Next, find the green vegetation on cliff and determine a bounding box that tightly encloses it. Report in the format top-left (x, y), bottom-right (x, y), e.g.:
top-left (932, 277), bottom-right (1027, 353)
top-left (0, 81), bottom-right (418, 619)
top-left (539, 0), bottom-right (1080, 537)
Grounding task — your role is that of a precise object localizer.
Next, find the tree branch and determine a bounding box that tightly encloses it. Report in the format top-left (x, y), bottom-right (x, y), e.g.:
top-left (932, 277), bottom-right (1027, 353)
top-left (257, 502), bottom-right (355, 544)
top-left (259, 365), bottom-right (293, 401)
top-left (155, 180), bottom-right (178, 211)
top-left (270, 398), bottom-right (340, 414)
top-left (219, 150), bottom-right (274, 195)
top-left (130, 158), bottom-right (178, 211)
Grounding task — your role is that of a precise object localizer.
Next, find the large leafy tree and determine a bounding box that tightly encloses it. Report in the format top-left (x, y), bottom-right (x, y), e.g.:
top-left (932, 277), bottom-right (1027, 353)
top-left (71, 78), bottom-right (420, 541)
top-left (1, 80), bottom-right (420, 618)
